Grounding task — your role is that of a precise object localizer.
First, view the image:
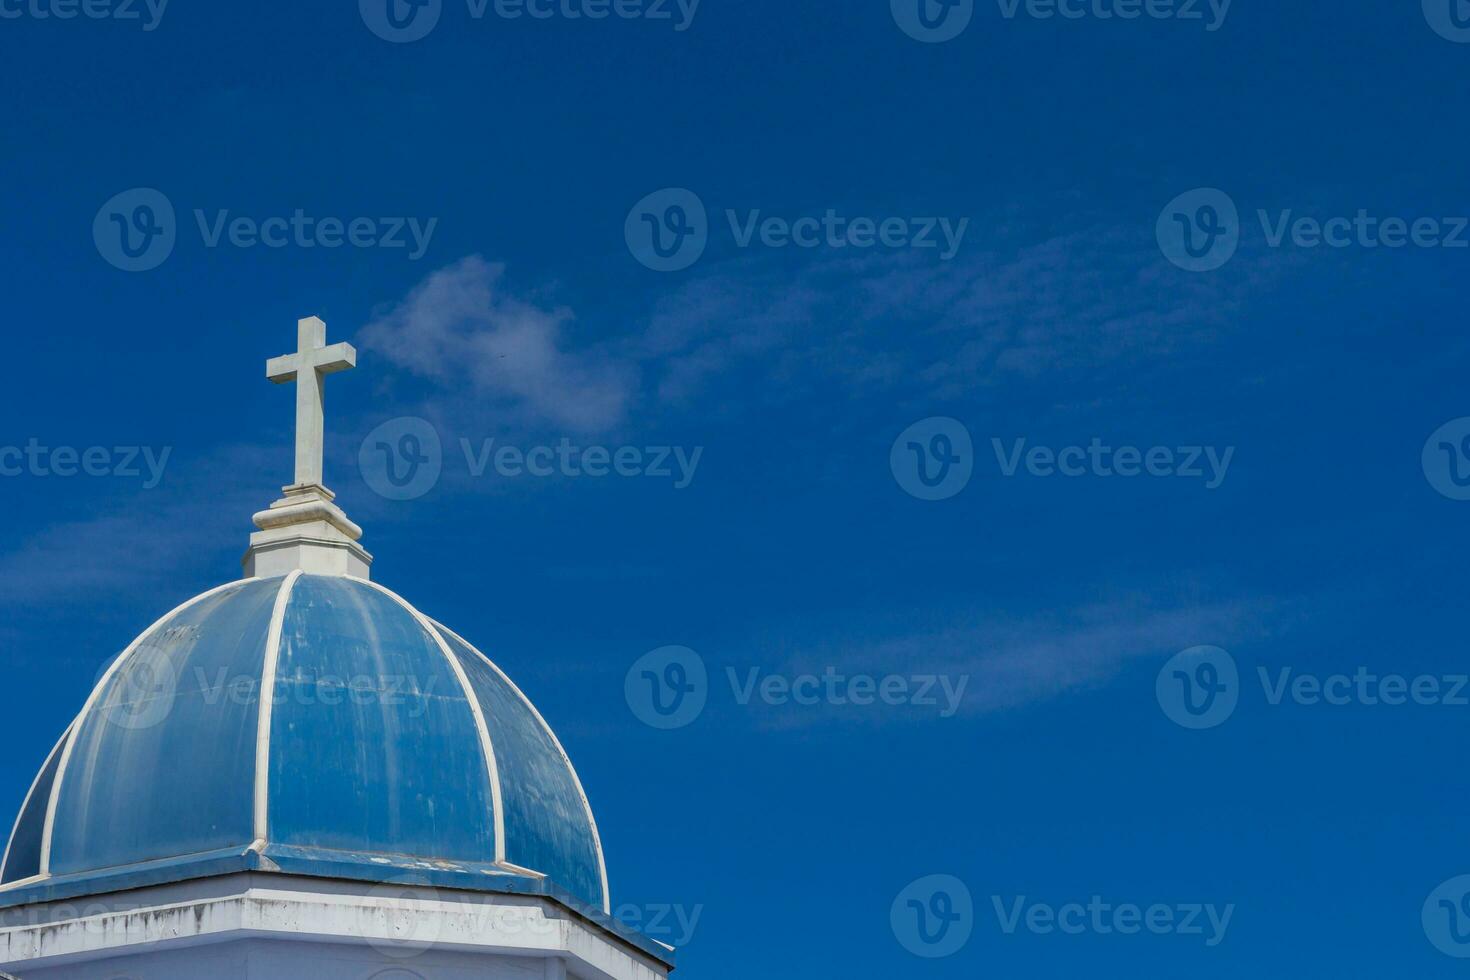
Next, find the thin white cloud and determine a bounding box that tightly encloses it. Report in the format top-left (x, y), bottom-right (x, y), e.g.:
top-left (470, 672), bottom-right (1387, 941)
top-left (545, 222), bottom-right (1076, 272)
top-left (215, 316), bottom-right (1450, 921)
top-left (637, 223), bottom-right (1282, 408)
top-left (0, 444), bottom-right (276, 602)
top-left (356, 206), bottom-right (1290, 436)
top-left (359, 256), bottom-right (635, 433)
top-left (743, 597), bottom-right (1261, 729)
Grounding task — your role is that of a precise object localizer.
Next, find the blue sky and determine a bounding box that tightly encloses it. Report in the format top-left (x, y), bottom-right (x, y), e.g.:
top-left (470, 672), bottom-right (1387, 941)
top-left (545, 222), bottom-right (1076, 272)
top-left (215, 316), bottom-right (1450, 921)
top-left (2, 0), bottom-right (1470, 975)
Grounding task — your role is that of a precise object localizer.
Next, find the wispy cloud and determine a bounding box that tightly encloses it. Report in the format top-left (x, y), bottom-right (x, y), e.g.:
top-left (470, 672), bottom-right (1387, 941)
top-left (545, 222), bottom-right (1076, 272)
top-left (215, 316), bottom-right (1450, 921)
top-left (357, 214), bottom-right (1288, 436)
top-left (0, 444), bottom-right (275, 603)
top-left (359, 256), bottom-right (636, 432)
top-left (744, 596), bottom-right (1263, 729)
top-left (639, 223), bottom-right (1285, 408)
top-left (3, 212), bottom-right (1288, 601)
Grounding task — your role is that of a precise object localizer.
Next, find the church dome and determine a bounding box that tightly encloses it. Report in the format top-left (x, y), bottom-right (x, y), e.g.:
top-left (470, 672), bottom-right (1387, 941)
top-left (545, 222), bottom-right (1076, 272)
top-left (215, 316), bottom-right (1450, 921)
top-left (0, 571), bottom-right (609, 915)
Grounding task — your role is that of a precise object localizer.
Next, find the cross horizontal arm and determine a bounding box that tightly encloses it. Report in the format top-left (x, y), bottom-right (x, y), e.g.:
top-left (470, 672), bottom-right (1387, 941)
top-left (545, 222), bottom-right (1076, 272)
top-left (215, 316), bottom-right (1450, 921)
top-left (313, 342), bottom-right (357, 375)
top-left (265, 342), bottom-right (357, 383)
top-left (266, 354), bottom-right (301, 383)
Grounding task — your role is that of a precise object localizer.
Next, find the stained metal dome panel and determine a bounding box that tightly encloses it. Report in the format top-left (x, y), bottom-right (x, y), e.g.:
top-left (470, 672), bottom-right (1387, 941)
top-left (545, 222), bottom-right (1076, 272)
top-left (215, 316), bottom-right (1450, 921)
top-left (0, 573), bottom-right (609, 916)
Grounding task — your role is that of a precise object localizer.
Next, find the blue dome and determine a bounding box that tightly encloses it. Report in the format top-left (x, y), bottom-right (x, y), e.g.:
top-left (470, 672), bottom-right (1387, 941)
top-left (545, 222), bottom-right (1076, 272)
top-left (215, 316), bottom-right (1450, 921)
top-left (0, 572), bottom-right (609, 914)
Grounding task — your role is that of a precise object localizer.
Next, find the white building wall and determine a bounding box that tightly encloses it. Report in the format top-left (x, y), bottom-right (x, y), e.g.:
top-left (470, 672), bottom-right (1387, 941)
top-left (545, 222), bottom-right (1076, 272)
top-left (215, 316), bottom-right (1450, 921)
top-left (15, 938), bottom-right (564, 980)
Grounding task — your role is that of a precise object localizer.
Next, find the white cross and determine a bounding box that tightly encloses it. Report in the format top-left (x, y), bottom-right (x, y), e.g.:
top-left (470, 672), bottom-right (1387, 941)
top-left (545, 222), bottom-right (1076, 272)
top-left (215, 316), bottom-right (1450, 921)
top-left (266, 316), bottom-right (357, 489)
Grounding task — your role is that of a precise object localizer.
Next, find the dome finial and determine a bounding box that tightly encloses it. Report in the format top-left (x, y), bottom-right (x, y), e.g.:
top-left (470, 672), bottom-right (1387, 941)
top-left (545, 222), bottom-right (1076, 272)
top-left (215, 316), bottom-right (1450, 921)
top-left (242, 316), bottom-right (373, 580)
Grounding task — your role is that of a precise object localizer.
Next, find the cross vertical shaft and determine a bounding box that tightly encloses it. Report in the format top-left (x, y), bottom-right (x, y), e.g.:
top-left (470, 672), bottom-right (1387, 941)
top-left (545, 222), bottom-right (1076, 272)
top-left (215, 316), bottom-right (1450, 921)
top-left (293, 321), bottom-right (327, 487)
top-left (266, 316), bottom-right (357, 490)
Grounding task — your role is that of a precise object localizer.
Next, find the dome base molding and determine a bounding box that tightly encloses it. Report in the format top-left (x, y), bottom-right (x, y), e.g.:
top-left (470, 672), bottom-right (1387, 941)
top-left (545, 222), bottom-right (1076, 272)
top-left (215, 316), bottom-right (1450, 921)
top-left (0, 872), bottom-right (671, 980)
